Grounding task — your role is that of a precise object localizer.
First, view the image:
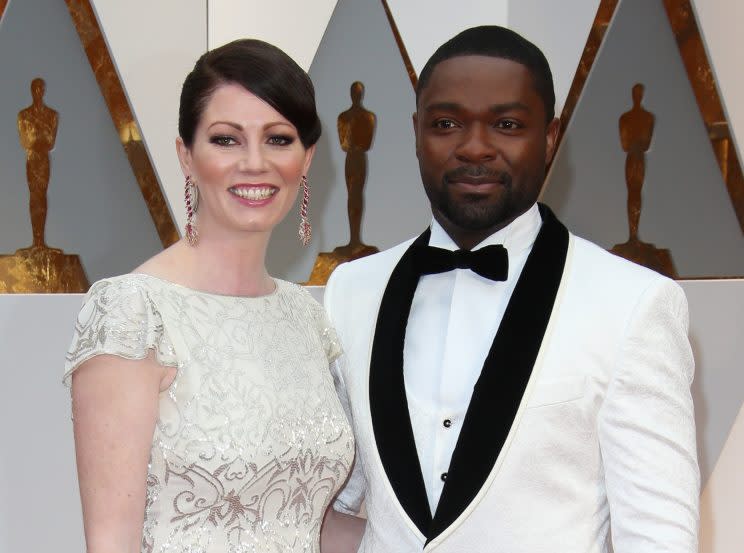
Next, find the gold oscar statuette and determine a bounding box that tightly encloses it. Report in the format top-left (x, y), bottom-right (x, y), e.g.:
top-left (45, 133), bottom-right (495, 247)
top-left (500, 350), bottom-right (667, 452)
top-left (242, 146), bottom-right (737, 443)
top-left (0, 78), bottom-right (88, 293)
top-left (610, 83), bottom-right (677, 278)
top-left (306, 81), bottom-right (380, 285)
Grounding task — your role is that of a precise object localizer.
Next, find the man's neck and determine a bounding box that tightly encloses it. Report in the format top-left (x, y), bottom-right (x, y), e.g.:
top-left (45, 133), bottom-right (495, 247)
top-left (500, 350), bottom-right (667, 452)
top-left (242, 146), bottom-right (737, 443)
top-left (432, 209), bottom-right (528, 251)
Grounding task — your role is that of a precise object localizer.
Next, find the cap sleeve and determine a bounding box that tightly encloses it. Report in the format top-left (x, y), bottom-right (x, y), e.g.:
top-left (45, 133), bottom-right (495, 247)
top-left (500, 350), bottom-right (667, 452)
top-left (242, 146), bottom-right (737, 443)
top-left (63, 277), bottom-right (177, 385)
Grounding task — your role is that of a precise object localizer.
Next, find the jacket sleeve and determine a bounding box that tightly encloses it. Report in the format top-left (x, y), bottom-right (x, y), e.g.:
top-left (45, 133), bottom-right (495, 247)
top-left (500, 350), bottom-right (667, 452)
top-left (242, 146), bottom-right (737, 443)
top-left (598, 278), bottom-right (699, 552)
top-left (324, 265), bottom-right (367, 515)
top-left (330, 354), bottom-right (367, 515)
top-left (323, 264), bottom-right (343, 330)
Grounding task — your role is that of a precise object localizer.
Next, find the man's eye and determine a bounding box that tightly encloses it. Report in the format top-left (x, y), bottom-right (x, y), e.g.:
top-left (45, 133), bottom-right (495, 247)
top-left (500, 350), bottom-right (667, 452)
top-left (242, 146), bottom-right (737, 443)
top-left (433, 119), bottom-right (457, 129)
top-left (497, 120), bottom-right (520, 130)
top-left (210, 135), bottom-right (237, 146)
top-left (268, 135), bottom-right (294, 146)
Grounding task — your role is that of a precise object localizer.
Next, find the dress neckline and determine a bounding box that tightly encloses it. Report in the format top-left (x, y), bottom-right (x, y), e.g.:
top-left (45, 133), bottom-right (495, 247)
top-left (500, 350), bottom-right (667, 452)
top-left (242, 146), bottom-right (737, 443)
top-left (128, 272), bottom-right (283, 300)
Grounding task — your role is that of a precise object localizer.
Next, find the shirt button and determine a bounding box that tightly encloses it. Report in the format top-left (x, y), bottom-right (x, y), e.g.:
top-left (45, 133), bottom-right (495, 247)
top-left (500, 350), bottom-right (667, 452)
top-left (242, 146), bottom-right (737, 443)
top-left (443, 419), bottom-right (452, 428)
top-left (440, 472), bottom-right (448, 482)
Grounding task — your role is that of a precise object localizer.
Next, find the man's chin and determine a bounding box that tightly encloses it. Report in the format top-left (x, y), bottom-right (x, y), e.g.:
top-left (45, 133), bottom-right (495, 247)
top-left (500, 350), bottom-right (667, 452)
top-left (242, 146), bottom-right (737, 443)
top-left (444, 203), bottom-right (511, 232)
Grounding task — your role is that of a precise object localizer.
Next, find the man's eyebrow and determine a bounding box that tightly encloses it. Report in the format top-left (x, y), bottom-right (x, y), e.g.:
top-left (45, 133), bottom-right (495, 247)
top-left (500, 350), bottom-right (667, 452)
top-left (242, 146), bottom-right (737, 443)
top-left (424, 102), bottom-right (463, 113)
top-left (489, 102), bottom-right (530, 114)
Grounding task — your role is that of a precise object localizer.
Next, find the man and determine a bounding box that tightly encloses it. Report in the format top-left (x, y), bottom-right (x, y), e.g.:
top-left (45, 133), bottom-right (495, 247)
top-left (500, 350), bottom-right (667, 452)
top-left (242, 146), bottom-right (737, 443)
top-left (324, 26), bottom-right (699, 552)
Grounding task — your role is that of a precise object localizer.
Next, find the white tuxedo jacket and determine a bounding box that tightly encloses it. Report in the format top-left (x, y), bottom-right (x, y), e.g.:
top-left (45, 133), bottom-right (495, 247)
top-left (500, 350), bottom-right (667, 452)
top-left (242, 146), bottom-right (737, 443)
top-left (324, 205), bottom-right (699, 553)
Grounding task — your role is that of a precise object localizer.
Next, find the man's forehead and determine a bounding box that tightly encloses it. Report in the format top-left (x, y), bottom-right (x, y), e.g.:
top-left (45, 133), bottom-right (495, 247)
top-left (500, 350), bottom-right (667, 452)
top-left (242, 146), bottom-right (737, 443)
top-left (418, 55), bottom-right (536, 107)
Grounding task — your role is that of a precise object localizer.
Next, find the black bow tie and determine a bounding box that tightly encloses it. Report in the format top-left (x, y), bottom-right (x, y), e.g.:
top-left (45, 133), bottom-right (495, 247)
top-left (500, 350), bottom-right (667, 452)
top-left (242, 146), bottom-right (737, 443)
top-left (413, 243), bottom-right (509, 281)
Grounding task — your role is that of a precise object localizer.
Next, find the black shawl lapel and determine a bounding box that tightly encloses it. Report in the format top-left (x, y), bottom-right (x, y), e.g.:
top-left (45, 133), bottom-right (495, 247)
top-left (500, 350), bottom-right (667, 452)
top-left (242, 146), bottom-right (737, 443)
top-left (428, 204), bottom-right (570, 543)
top-left (369, 229), bottom-right (434, 536)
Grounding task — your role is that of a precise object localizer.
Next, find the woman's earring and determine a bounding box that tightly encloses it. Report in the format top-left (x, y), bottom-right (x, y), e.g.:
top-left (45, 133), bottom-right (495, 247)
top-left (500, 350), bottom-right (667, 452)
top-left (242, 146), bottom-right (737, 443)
top-left (298, 175), bottom-right (311, 246)
top-left (184, 175), bottom-right (199, 246)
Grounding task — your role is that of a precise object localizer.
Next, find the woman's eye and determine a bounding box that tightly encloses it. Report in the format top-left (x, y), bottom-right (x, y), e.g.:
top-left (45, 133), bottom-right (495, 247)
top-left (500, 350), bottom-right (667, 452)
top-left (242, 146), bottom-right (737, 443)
top-left (209, 135), bottom-right (237, 146)
top-left (267, 135), bottom-right (294, 146)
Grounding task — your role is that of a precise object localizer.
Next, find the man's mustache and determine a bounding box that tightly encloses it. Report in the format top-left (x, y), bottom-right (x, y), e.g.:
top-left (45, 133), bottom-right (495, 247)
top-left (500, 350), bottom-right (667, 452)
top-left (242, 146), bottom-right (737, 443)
top-left (443, 165), bottom-right (512, 185)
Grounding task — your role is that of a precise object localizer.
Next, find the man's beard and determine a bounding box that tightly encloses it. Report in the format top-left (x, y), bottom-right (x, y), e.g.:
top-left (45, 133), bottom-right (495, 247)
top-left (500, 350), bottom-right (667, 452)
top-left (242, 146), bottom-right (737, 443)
top-left (438, 193), bottom-right (510, 231)
top-left (431, 165), bottom-right (515, 231)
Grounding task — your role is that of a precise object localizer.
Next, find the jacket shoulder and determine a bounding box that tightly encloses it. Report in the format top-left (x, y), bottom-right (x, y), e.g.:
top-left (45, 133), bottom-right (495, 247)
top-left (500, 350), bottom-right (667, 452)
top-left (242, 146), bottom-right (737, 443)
top-left (568, 233), bottom-right (683, 298)
top-left (328, 237), bottom-right (417, 287)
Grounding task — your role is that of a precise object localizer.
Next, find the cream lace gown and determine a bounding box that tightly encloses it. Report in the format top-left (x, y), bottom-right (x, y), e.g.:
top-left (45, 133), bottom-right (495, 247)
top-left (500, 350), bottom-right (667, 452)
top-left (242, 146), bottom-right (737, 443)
top-left (64, 274), bottom-right (355, 553)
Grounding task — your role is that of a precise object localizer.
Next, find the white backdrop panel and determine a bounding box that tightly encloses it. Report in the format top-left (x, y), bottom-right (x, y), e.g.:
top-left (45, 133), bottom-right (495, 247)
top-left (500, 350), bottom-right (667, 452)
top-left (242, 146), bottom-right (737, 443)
top-left (508, 0), bottom-right (600, 114)
top-left (207, 0), bottom-right (338, 71)
top-left (682, 279), bottom-right (744, 483)
top-left (0, 295), bottom-right (85, 553)
top-left (385, 0), bottom-right (508, 77)
top-left (700, 405), bottom-right (744, 553)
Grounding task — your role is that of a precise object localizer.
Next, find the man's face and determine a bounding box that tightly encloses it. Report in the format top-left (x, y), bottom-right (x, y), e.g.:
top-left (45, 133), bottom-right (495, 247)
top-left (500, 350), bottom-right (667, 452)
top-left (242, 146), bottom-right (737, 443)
top-left (414, 55), bottom-right (560, 244)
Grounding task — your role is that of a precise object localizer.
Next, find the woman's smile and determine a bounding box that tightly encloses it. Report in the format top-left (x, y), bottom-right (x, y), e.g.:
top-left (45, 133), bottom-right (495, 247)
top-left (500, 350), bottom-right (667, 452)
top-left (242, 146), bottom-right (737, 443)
top-left (228, 184), bottom-right (279, 206)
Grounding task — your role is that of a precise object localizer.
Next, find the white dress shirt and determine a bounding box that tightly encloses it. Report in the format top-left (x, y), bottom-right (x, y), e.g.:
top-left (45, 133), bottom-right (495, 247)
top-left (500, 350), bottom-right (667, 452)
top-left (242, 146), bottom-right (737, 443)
top-left (403, 203), bottom-right (542, 513)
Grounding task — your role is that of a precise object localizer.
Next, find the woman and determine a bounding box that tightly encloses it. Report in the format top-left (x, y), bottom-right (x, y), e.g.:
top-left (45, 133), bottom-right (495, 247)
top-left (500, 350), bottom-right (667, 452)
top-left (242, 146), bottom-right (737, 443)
top-left (64, 39), bottom-right (364, 553)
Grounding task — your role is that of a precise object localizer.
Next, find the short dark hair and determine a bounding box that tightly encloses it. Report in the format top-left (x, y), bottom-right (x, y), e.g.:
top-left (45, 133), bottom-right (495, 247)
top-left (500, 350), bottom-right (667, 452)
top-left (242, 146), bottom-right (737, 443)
top-left (416, 26), bottom-right (555, 122)
top-left (179, 39), bottom-right (321, 148)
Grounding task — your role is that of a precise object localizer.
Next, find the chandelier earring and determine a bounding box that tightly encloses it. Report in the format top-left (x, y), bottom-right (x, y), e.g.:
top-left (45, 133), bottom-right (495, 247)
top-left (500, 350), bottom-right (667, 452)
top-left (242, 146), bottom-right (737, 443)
top-left (298, 175), bottom-right (311, 246)
top-left (184, 175), bottom-right (199, 246)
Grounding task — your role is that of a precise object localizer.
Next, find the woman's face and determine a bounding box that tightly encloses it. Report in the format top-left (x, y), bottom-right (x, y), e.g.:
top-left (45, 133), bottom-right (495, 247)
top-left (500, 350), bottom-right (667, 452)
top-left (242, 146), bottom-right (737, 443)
top-left (177, 82), bottom-right (314, 239)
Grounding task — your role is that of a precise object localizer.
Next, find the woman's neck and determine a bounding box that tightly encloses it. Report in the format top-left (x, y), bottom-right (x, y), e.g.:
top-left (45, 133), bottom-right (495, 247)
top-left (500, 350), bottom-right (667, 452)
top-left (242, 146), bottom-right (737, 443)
top-left (185, 232), bottom-right (274, 296)
top-left (160, 212), bottom-right (274, 296)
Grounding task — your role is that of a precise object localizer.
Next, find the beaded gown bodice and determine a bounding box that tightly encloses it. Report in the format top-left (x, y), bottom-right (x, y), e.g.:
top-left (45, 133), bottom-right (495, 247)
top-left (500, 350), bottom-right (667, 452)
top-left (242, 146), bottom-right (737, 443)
top-left (65, 274), bottom-right (354, 553)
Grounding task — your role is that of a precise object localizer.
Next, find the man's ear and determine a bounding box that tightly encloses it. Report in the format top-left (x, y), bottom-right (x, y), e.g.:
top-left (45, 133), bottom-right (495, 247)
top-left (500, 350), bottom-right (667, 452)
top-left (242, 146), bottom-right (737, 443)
top-left (412, 112), bottom-right (420, 154)
top-left (545, 117), bottom-right (561, 165)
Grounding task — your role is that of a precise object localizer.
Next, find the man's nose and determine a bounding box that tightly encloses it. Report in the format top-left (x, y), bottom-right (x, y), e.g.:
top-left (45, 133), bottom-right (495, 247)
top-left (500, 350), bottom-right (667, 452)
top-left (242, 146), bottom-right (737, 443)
top-left (455, 124), bottom-right (497, 163)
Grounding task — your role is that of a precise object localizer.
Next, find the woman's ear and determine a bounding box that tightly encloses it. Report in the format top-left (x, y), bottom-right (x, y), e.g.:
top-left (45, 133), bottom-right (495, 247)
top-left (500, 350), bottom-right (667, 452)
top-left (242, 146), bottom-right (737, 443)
top-left (175, 137), bottom-right (193, 178)
top-left (302, 144), bottom-right (315, 176)
top-left (302, 144), bottom-right (316, 176)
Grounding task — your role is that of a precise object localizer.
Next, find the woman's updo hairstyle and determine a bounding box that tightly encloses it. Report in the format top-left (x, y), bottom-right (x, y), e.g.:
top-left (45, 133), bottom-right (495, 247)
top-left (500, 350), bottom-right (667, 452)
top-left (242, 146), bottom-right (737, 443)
top-left (179, 39), bottom-right (322, 149)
